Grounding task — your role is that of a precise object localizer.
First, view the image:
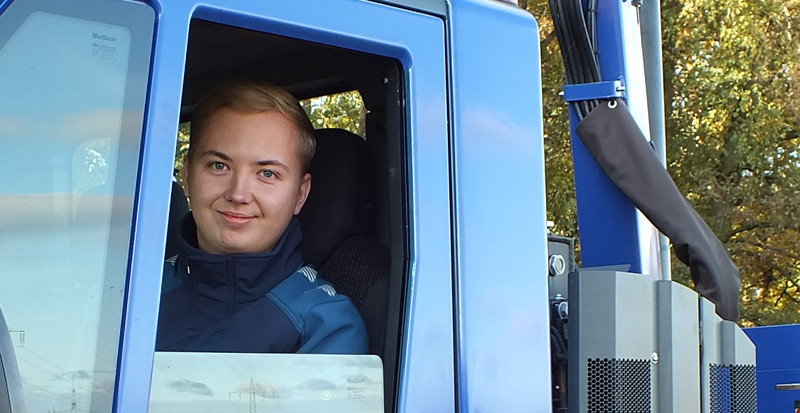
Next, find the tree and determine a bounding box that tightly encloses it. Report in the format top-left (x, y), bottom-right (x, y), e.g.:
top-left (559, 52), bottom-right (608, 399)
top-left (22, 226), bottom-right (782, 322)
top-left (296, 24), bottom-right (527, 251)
top-left (661, 0), bottom-right (800, 325)
top-left (301, 91), bottom-right (367, 138)
top-left (519, 0), bottom-right (579, 239)
top-left (521, 0), bottom-right (800, 325)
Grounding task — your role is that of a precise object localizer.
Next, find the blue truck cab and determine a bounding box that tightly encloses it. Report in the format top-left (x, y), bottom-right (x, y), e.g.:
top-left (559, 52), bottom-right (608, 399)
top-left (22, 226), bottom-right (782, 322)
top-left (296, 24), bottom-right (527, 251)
top-left (0, 0), bottom-right (550, 411)
top-left (2, 0), bottom-right (798, 412)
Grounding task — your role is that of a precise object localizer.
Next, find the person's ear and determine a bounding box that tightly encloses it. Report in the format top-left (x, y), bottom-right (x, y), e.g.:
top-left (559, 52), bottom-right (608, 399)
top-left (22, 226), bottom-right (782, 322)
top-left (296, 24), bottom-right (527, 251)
top-left (293, 173), bottom-right (311, 215)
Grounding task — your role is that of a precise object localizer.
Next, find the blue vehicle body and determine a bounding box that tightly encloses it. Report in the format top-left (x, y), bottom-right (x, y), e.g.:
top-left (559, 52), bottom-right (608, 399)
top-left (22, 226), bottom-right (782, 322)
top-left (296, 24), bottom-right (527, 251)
top-left (125, 2), bottom-right (461, 411)
top-left (129, 1), bottom-right (551, 411)
top-left (0, 0), bottom-right (798, 411)
top-left (0, 0), bottom-right (551, 411)
top-left (569, 0), bottom-right (654, 275)
top-left (745, 325), bottom-right (800, 412)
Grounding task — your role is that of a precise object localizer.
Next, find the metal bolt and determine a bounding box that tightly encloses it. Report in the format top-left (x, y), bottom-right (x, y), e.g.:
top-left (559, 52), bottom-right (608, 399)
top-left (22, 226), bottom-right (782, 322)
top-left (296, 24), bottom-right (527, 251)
top-left (549, 254), bottom-right (567, 276)
top-left (557, 301), bottom-right (569, 319)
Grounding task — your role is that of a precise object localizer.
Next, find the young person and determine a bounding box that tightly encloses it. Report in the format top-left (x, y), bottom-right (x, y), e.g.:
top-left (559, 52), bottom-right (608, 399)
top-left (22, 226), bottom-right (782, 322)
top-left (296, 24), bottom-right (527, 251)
top-left (156, 79), bottom-right (368, 354)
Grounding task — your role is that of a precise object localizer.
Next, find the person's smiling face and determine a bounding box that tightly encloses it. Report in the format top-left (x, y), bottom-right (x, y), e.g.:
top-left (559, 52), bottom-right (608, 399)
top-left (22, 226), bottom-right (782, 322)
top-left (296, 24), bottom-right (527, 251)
top-left (184, 107), bottom-right (311, 255)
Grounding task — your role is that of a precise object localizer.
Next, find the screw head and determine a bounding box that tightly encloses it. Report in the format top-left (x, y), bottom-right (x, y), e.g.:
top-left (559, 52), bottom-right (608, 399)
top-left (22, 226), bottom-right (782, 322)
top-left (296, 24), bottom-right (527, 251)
top-left (557, 301), bottom-right (569, 319)
top-left (549, 254), bottom-right (567, 276)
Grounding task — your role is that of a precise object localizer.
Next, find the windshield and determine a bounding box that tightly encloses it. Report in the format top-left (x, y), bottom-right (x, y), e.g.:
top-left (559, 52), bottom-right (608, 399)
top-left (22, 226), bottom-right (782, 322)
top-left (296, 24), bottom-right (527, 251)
top-left (0, 0), bottom-right (153, 410)
top-left (150, 352), bottom-right (384, 412)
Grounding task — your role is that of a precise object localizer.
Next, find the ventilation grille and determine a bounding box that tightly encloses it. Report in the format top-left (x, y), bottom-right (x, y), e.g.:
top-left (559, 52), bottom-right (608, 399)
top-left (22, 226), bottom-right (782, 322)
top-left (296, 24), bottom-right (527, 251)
top-left (709, 364), bottom-right (757, 413)
top-left (587, 358), bottom-right (652, 413)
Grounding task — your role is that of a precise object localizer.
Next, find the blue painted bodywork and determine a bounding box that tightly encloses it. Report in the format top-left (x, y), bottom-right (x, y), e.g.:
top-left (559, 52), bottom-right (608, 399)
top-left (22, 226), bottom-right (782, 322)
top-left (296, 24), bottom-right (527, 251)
top-left (20, 0), bottom-right (799, 412)
top-left (121, 1), bottom-right (461, 411)
top-left (0, 0), bottom-right (550, 411)
top-left (447, 1), bottom-right (551, 411)
top-left (745, 324), bottom-right (800, 413)
top-left (562, 80), bottom-right (625, 102)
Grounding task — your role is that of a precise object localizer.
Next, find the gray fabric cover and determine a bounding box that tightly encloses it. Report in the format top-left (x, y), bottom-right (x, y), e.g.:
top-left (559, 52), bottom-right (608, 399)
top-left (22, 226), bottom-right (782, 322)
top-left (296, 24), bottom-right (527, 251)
top-left (576, 98), bottom-right (740, 321)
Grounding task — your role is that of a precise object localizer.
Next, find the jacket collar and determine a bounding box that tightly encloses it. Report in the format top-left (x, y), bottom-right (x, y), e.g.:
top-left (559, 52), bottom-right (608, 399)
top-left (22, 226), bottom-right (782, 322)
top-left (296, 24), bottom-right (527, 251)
top-left (176, 213), bottom-right (305, 306)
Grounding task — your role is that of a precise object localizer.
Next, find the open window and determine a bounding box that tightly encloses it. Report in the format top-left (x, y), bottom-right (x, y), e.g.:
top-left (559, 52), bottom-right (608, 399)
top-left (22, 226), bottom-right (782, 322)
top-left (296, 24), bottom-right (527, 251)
top-left (154, 17), bottom-right (408, 412)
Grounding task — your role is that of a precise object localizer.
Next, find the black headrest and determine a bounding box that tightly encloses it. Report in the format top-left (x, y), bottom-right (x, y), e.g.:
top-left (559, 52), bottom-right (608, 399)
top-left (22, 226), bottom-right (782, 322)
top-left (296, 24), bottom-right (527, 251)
top-left (165, 178), bottom-right (190, 259)
top-left (299, 129), bottom-right (374, 267)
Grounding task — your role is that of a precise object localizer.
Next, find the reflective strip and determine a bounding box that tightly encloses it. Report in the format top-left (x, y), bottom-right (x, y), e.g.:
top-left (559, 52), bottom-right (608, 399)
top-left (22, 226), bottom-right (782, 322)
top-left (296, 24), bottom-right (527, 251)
top-left (317, 285), bottom-right (336, 297)
top-left (299, 266), bottom-right (317, 282)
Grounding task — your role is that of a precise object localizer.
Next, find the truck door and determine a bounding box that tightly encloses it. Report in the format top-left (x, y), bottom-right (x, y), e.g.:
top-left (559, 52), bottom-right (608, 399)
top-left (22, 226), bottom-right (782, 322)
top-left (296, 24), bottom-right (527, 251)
top-left (0, 0), bottom-right (456, 411)
top-left (123, 1), bottom-right (455, 412)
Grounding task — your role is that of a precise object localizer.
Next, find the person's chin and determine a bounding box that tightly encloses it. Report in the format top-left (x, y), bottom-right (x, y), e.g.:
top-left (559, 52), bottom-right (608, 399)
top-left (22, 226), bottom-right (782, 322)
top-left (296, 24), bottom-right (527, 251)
top-left (219, 236), bottom-right (269, 255)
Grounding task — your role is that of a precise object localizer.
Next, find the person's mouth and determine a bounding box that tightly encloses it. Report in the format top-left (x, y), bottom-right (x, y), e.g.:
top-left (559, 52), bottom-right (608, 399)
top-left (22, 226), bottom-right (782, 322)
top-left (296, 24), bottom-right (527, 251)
top-left (219, 211), bottom-right (255, 225)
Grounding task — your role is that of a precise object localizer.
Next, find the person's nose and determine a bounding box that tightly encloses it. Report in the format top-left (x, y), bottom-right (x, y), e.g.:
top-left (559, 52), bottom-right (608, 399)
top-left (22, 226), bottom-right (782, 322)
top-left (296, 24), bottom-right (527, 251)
top-left (223, 171), bottom-right (254, 204)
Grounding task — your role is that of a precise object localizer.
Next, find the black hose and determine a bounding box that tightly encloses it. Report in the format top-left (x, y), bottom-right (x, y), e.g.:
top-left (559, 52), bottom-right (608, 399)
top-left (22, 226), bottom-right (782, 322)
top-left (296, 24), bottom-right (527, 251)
top-left (550, 325), bottom-right (567, 356)
top-left (548, 0), bottom-right (601, 120)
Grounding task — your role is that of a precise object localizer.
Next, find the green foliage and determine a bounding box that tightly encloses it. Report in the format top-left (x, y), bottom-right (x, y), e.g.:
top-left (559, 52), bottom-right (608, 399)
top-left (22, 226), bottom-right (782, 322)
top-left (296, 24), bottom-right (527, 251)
top-left (523, 0), bottom-right (800, 325)
top-left (301, 91), bottom-right (366, 138)
top-left (522, 0), bottom-right (580, 241)
top-left (662, 0), bottom-right (800, 325)
top-left (174, 122), bottom-right (190, 185)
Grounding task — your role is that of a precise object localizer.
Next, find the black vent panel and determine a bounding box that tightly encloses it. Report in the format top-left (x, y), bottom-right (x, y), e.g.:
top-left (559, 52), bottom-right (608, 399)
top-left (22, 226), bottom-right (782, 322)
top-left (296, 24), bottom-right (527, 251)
top-left (587, 358), bottom-right (652, 413)
top-left (709, 364), bottom-right (757, 413)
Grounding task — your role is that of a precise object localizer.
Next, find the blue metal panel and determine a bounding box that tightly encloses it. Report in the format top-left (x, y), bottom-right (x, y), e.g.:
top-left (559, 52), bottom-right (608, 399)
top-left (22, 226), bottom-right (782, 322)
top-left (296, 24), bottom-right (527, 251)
top-left (114, 1), bottom-right (184, 411)
top-left (745, 325), bottom-right (800, 413)
top-left (118, 0), bottom-right (453, 411)
top-left (570, 0), bottom-right (659, 273)
top-left (570, 109), bottom-right (642, 271)
top-left (563, 79), bottom-right (625, 102)
top-left (448, 1), bottom-right (552, 411)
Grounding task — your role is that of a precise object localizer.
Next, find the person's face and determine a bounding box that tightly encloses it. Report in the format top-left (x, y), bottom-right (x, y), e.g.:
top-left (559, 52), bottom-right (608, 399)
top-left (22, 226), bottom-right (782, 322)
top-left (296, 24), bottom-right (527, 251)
top-left (184, 107), bottom-right (311, 255)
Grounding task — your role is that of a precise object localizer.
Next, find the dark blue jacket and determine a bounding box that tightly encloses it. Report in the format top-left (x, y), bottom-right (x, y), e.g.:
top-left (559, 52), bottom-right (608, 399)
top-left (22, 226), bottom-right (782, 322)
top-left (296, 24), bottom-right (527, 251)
top-left (156, 214), bottom-right (367, 354)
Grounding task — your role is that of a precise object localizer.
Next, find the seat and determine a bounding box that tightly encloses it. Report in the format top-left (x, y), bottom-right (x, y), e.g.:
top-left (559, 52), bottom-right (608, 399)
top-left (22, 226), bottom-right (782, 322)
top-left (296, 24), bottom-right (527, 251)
top-left (165, 177), bottom-right (190, 260)
top-left (299, 128), bottom-right (390, 356)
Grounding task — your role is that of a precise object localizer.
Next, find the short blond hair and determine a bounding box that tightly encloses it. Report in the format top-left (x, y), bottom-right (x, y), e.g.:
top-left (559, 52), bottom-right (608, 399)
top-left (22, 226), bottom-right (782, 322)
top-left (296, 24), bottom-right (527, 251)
top-left (189, 79), bottom-right (316, 173)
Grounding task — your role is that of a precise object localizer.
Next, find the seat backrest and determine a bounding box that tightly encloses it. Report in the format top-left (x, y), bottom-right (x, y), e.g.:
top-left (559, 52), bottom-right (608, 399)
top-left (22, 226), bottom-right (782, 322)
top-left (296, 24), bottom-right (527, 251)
top-left (299, 128), bottom-right (375, 266)
top-left (165, 177), bottom-right (190, 259)
top-left (299, 128), bottom-right (389, 355)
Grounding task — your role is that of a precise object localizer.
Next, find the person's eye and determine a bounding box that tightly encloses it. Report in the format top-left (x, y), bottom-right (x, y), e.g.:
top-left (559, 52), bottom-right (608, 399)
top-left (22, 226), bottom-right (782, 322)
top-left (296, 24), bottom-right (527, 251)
top-left (260, 169), bottom-right (275, 179)
top-left (211, 161), bottom-right (226, 171)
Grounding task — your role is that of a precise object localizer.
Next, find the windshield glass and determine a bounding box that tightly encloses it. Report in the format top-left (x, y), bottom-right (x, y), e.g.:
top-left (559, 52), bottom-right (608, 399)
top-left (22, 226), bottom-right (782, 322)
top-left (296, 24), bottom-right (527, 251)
top-left (150, 352), bottom-right (384, 412)
top-left (0, 0), bottom-right (153, 410)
